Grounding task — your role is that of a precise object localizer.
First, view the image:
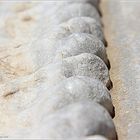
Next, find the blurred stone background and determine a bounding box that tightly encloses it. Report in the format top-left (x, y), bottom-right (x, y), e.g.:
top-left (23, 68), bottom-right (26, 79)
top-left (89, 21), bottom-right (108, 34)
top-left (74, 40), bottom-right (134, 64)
top-left (102, 0), bottom-right (140, 139)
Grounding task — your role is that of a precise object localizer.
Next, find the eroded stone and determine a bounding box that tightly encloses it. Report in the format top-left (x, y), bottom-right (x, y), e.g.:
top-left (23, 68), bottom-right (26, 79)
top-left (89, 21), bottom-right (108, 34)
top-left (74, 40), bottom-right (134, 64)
top-left (48, 3), bottom-right (101, 25)
top-left (54, 33), bottom-right (109, 67)
top-left (29, 101), bottom-right (117, 140)
top-left (62, 53), bottom-right (111, 88)
top-left (61, 17), bottom-right (105, 42)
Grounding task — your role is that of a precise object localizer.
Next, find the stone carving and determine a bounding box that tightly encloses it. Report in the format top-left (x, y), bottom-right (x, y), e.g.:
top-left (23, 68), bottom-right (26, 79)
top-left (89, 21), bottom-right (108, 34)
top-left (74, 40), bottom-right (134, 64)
top-left (0, 1), bottom-right (117, 139)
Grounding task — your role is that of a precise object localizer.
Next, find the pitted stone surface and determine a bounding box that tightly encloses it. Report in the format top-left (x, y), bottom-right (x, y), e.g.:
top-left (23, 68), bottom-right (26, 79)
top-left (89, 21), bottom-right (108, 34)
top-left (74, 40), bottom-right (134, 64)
top-left (54, 33), bottom-right (109, 67)
top-left (61, 17), bottom-right (105, 42)
top-left (11, 76), bottom-right (114, 119)
top-left (0, 1), bottom-right (116, 139)
top-left (43, 16), bottom-right (102, 39)
top-left (43, 16), bottom-right (103, 44)
top-left (62, 53), bottom-right (111, 88)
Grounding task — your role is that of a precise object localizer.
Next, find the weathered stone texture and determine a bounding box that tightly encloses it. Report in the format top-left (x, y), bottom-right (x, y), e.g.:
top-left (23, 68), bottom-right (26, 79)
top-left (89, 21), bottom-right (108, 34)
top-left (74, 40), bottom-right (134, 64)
top-left (0, 1), bottom-right (116, 139)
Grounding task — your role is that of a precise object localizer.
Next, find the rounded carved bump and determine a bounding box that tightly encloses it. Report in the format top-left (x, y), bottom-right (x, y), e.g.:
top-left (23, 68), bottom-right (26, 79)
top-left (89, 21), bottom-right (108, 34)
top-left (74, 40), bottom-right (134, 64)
top-left (29, 101), bottom-right (117, 140)
top-left (54, 33), bottom-right (109, 68)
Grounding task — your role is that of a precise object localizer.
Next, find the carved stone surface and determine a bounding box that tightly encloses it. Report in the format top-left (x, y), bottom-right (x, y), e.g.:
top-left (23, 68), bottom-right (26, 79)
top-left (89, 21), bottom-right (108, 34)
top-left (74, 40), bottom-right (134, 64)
top-left (29, 102), bottom-right (117, 140)
top-left (0, 1), bottom-right (116, 139)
